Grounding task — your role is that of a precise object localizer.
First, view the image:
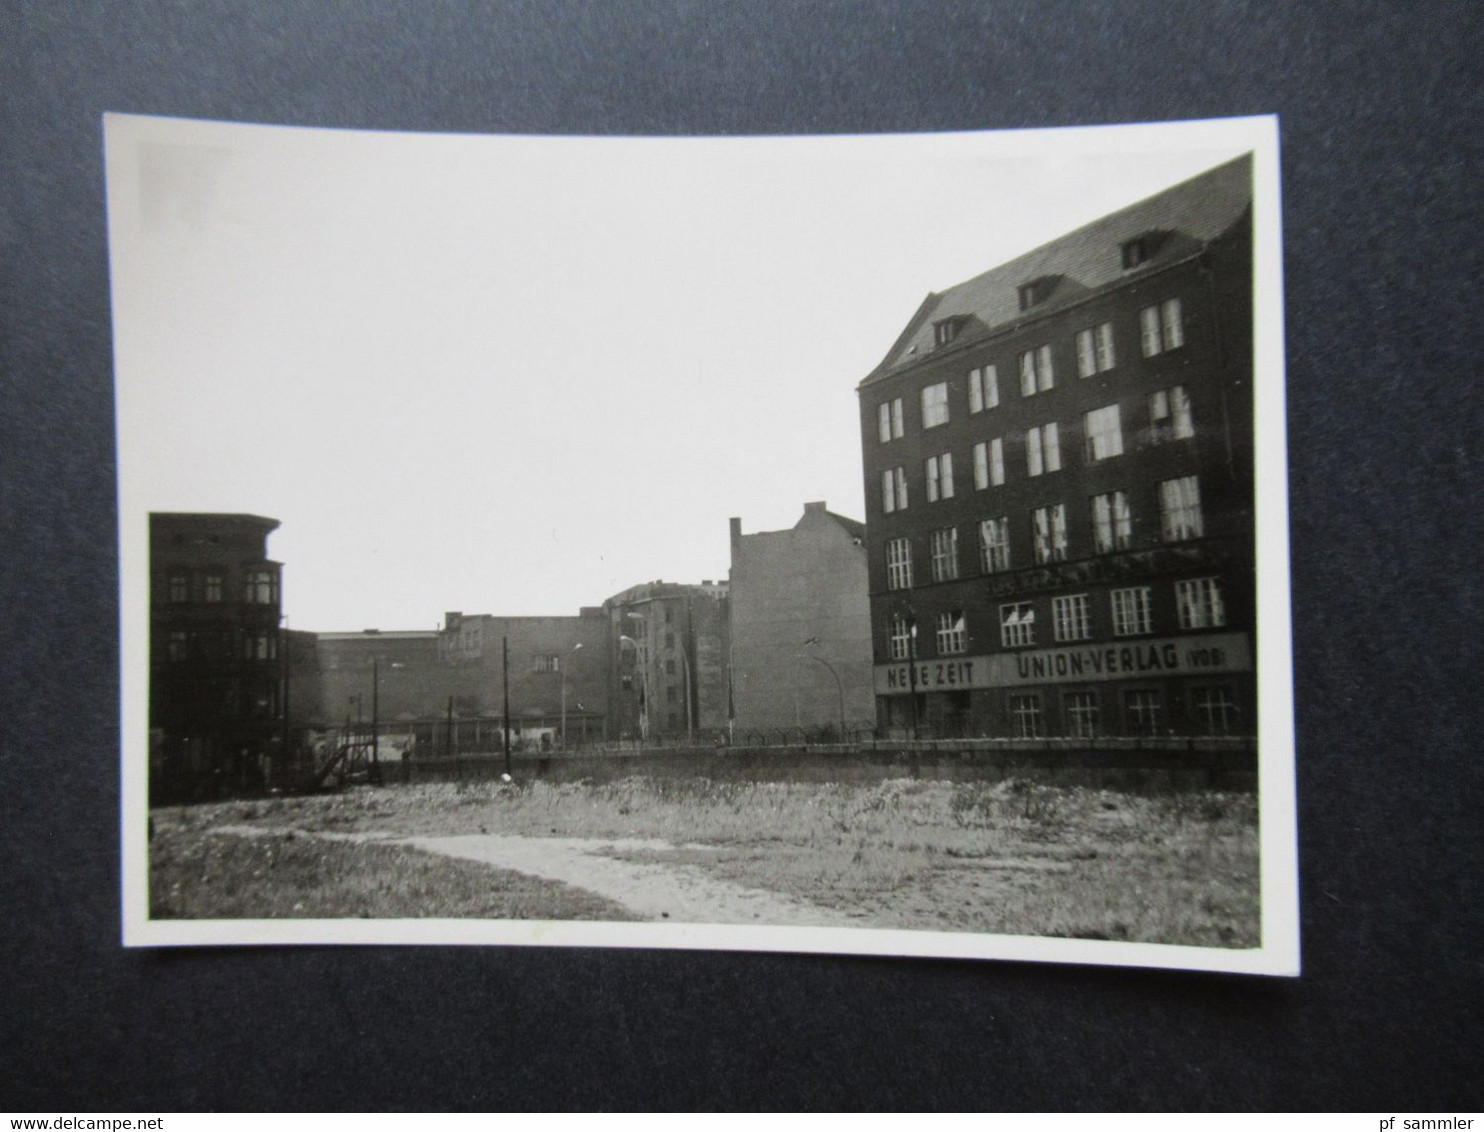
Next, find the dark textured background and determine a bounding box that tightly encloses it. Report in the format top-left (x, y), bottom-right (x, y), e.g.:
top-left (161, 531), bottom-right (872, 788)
top-left (2, 0), bottom-right (1480, 1112)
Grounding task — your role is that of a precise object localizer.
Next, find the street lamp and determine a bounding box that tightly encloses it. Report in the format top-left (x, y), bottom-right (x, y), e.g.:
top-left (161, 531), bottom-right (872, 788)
top-left (561, 642), bottom-right (583, 747)
top-left (907, 616), bottom-right (919, 738)
top-left (798, 640), bottom-right (846, 741)
top-left (618, 633), bottom-right (649, 743)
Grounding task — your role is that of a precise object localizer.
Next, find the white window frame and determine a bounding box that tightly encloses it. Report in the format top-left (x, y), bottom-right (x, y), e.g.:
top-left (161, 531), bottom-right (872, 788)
top-left (1019, 344), bottom-right (1054, 396)
top-left (243, 569), bottom-right (276, 605)
top-left (1075, 322), bottom-right (1116, 377)
top-left (1010, 693), bottom-right (1043, 738)
top-left (1160, 476), bottom-right (1204, 541)
top-left (1111, 586), bottom-right (1153, 637)
top-left (936, 611), bottom-right (967, 656)
top-left (1064, 691), bottom-right (1100, 738)
top-left (968, 364), bottom-right (999, 413)
top-left (921, 382), bottom-right (949, 429)
top-left (1052, 593), bottom-right (1091, 643)
top-left (888, 615), bottom-right (911, 661)
top-left (973, 438), bottom-right (1004, 490)
top-left (1149, 386), bottom-right (1194, 442)
top-left (979, 517), bottom-right (1011, 574)
top-left (1032, 503), bottom-right (1068, 564)
top-left (1092, 490), bottom-right (1132, 553)
top-left (926, 453), bottom-right (954, 502)
top-left (1140, 297), bottom-right (1185, 357)
top-left (1193, 686), bottom-right (1240, 736)
top-left (1026, 422), bottom-right (1061, 476)
top-left (881, 466), bottom-right (908, 514)
top-left (886, 538), bottom-right (913, 591)
top-left (1176, 576), bottom-right (1226, 629)
top-left (1000, 602), bottom-right (1036, 648)
top-left (1125, 689), bottom-right (1162, 735)
top-left (930, 526), bottom-right (959, 582)
top-left (1083, 404), bottom-right (1124, 462)
top-left (244, 631), bottom-right (277, 661)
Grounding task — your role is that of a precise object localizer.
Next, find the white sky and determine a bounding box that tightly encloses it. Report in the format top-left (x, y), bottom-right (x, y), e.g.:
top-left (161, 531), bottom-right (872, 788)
top-left (109, 115), bottom-right (1261, 631)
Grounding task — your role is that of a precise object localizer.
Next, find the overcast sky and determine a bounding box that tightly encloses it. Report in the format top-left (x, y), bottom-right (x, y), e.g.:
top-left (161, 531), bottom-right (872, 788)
top-left (109, 115), bottom-right (1262, 631)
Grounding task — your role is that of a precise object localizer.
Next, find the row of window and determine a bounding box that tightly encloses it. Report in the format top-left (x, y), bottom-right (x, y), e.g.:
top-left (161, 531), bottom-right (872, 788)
top-left (994, 685), bottom-right (1240, 739)
top-left (886, 577), bottom-right (1225, 661)
top-left (159, 569), bottom-right (278, 605)
top-left (885, 475), bottom-right (1203, 589)
top-left (162, 629), bottom-right (279, 663)
top-left (879, 298), bottom-right (1186, 443)
top-left (879, 387), bottom-right (1193, 514)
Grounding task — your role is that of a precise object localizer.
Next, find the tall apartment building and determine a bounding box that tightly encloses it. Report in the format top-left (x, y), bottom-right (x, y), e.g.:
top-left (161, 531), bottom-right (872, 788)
top-left (728, 503), bottom-right (875, 736)
top-left (857, 155), bottom-right (1255, 740)
top-left (603, 581), bottom-right (729, 742)
top-left (148, 512), bottom-right (285, 798)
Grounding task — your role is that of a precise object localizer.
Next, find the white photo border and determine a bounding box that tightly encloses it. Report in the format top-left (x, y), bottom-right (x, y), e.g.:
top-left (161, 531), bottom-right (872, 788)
top-left (113, 112), bottom-right (1297, 976)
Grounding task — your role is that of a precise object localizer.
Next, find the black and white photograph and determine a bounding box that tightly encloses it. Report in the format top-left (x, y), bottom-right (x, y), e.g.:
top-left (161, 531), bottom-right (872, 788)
top-left (111, 112), bottom-right (1295, 974)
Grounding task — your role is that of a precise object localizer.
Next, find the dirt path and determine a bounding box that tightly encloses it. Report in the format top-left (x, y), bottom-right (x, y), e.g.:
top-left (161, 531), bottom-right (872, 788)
top-left (214, 825), bottom-right (857, 927)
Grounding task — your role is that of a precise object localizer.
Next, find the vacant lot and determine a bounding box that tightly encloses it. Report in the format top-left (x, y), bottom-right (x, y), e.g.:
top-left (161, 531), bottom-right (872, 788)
top-left (151, 775), bottom-right (1259, 946)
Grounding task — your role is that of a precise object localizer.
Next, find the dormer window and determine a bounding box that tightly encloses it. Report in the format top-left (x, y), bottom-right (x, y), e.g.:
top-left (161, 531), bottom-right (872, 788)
top-left (1121, 232), bottom-right (1162, 270)
top-left (932, 317), bottom-right (965, 348)
top-left (1017, 277), bottom-right (1054, 312)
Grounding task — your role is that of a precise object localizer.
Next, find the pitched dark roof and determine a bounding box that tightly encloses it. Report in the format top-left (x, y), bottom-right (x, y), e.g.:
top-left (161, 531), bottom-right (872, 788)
top-left (822, 510), bottom-right (866, 541)
top-left (861, 154), bottom-right (1253, 386)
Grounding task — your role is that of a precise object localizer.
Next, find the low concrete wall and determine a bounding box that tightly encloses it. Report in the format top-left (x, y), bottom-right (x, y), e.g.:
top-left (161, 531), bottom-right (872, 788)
top-left (392, 738), bottom-right (1256, 793)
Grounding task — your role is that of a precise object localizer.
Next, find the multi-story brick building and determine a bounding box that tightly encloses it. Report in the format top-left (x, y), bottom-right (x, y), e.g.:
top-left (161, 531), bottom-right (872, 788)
top-left (604, 581), bottom-right (729, 742)
top-left (439, 609), bottom-right (611, 747)
top-left (857, 155), bottom-right (1255, 740)
top-left (312, 628), bottom-right (441, 735)
top-left (149, 512), bottom-right (286, 798)
top-left (728, 503), bottom-right (874, 737)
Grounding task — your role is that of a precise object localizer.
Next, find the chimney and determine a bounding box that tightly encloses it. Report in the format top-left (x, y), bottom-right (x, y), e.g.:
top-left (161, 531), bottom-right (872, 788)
top-left (804, 501), bottom-right (827, 515)
top-left (729, 517), bottom-right (742, 546)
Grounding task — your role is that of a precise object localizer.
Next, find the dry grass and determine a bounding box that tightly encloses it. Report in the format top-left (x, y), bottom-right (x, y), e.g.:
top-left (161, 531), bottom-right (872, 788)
top-left (151, 776), bottom-right (1259, 945)
top-left (149, 817), bottom-right (629, 921)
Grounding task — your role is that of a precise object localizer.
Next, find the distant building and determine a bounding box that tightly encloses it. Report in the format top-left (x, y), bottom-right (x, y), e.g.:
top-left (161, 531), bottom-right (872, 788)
top-left (439, 609), bottom-right (611, 748)
top-left (603, 581), bottom-right (730, 742)
top-left (728, 503), bottom-right (874, 737)
top-left (149, 512), bottom-right (285, 799)
top-left (857, 156), bottom-right (1255, 739)
top-left (311, 629), bottom-right (441, 735)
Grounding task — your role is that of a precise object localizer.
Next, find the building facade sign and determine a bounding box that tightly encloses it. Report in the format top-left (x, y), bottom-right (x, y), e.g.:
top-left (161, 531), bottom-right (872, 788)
top-left (873, 632), bottom-right (1251, 695)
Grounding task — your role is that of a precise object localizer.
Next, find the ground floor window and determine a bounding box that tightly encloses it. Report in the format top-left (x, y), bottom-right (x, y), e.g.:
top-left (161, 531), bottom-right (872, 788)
top-left (1192, 685), bottom-right (1240, 736)
top-left (1063, 691), bottom-right (1099, 738)
top-left (1010, 693), bottom-right (1043, 739)
top-left (1124, 689), bottom-right (1162, 736)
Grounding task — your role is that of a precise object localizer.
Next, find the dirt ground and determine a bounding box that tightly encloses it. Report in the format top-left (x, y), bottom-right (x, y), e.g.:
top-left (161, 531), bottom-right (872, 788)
top-left (150, 775), bottom-right (1260, 946)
